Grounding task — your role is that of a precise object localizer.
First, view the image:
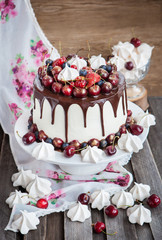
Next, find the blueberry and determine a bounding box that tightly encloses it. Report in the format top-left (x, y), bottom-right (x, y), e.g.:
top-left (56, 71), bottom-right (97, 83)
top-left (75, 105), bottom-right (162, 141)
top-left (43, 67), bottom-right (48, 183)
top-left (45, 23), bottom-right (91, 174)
top-left (47, 65), bottom-right (53, 73)
top-left (97, 80), bottom-right (104, 87)
top-left (34, 131), bottom-right (39, 140)
top-left (45, 138), bottom-right (53, 144)
top-left (79, 69), bottom-right (87, 76)
top-left (99, 139), bottom-right (108, 149)
top-left (28, 122), bottom-right (32, 130)
top-left (106, 65), bottom-right (112, 73)
top-left (81, 142), bottom-right (88, 149)
top-left (62, 62), bottom-right (70, 69)
top-left (125, 123), bottom-right (130, 129)
top-left (61, 142), bottom-right (69, 150)
top-left (115, 131), bottom-right (121, 138)
top-left (46, 59), bottom-right (53, 66)
top-left (99, 65), bottom-right (107, 71)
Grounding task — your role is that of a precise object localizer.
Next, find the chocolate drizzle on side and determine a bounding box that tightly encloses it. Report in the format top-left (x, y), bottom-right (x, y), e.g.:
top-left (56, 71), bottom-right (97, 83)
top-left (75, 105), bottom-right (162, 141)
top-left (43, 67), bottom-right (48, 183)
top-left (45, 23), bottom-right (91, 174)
top-left (34, 72), bottom-right (127, 142)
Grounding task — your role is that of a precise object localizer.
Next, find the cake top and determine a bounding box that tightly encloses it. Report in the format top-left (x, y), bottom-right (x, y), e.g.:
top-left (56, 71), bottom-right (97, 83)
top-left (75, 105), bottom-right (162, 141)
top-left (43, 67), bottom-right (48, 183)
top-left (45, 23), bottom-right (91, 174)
top-left (37, 54), bottom-right (122, 99)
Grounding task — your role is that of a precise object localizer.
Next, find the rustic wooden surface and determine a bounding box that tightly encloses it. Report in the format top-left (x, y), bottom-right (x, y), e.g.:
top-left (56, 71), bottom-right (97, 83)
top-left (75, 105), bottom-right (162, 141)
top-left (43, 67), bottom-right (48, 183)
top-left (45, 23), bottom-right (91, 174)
top-left (30, 0), bottom-right (162, 96)
top-left (0, 97), bottom-right (162, 240)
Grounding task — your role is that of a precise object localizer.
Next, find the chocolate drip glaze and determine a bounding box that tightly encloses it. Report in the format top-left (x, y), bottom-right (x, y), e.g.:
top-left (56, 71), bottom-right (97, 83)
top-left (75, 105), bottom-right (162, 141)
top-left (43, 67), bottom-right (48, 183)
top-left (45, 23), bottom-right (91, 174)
top-left (34, 72), bottom-right (127, 142)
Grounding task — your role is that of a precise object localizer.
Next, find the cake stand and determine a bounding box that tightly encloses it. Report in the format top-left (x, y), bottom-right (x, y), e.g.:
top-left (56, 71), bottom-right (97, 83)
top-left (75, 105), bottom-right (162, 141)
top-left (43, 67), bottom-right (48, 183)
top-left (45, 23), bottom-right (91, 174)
top-left (14, 101), bottom-right (149, 175)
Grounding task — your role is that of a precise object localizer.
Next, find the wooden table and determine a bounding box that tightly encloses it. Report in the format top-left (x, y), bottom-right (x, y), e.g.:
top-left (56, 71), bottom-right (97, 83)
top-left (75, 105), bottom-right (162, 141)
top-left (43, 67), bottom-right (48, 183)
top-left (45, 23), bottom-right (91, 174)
top-left (0, 97), bottom-right (162, 240)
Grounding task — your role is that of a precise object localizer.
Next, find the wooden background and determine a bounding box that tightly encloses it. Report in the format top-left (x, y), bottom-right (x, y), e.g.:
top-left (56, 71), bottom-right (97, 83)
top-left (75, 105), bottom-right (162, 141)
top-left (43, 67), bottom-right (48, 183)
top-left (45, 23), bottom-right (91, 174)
top-left (30, 0), bottom-right (162, 96)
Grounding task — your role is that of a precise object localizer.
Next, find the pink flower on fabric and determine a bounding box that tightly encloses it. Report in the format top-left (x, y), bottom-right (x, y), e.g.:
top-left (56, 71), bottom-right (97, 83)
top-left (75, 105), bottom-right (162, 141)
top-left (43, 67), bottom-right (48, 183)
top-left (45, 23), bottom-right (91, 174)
top-left (10, 10), bottom-right (17, 17)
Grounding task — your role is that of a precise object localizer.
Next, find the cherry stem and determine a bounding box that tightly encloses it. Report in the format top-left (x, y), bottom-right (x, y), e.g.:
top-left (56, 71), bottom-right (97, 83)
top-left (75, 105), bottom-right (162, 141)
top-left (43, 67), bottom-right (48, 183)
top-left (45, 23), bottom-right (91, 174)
top-left (46, 63), bottom-right (50, 74)
top-left (136, 199), bottom-right (142, 204)
top-left (75, 146), bottom-right (88, 152)
top-left (76, 48), bottom-right (84, 55)
top-left (102, 230), bottom-right (117, 236)
top-left (118, 204), bottom-right (133, 208)
top-left (112, 135), bottom-right (119, 150)
top-left (16, 131), bottom-right (22, 138)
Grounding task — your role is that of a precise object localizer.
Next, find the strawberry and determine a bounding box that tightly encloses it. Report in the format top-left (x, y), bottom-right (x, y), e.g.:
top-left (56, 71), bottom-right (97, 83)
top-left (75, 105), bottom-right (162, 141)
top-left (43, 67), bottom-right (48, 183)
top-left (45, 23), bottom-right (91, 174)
top-left (52, 57), bottom-right (66, 67)
top-left (86, 72), bottom-right (101, 88)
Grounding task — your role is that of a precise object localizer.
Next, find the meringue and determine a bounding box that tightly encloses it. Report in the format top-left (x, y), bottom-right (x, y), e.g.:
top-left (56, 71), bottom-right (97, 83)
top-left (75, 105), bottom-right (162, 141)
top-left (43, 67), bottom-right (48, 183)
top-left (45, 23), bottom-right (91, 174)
top-left (58, 64), bottom-right (79, 81)
top-left (81, 146), bottom-right (105, 163)
top-left (129, 182), bottom-right (150, 201)
top-left (89, 54), bottom-right (106, 69)
top-left (6, 190), bottom-right (29, 208)
top-left (67, 202), bottom-right (91, 222)
top-left (68, 55), bottom-right (87, 71)
top-left (118, 131), bottom-right (143, 153)
top-left (137, 43), bottom-right (154, 60)
top-left (26, 175), bottom-right (52, 198)
top-left (11, 168), bottom-right (35, 188)
top-left (112, 190), bottom-right (134, 209)
top-left (112, 41), bottom-right (134, 60)
top-left (127, 204), bottom-right (152, 225)
top-left (108, 56), bottom-right (125, 71)
top-left (32, 140), bottom-right (55, 161)
top-left (134, 111), bottom-right (156, 128)
top-left (11, 210), bottom-right (40, 234)
top-left (90, 189), bottom-right (110, 210)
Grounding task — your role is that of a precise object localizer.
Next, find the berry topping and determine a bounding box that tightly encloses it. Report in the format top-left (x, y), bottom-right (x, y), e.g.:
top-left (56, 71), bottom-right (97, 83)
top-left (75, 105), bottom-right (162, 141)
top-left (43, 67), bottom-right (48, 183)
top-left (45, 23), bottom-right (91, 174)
top-left (105, 145), bottom-right (117, 156)
top-left (99, 65), bottom-right (107, 71)
top-left (73, 87), bottom-right (87, 98)
top-left (38, 130), bottom-right (48, 141)
top-left (38, 66), bottom-right (47, 80)
top-left (64, 145), bottom-right (75, 158)
top-left (75, 79), bottom-right (87, 88)
top-left (62, 85), bottom-right (73, 96)
top-left (96, 69), bottom-right (109, 80)
top-left (88, 85), bottom-right (101, 96)
top-left (36, 198), bottom-right (48, 209)
top-left (51, 66), bottom-right (62, 75)
top-left (71, 64), bottom-right (77, 69)
top-left (119, 125), bottom-right (127, 135)
top-left (105, 205), bottom-right (118, 218)
top-left (61, 142), bottom-right (69, 150)
top-left (108, 72), bottom-right (119, 87)
top-left (42, 75), bottom-right (54, 88)
top-left (29, 124), bottom-right (38, 133)
top-left (101, 82), bottom-right (112, 94)
top-left (45, 59), bottom-right (53, 66)
top-left (147, 194), bottom-right (161, 208)
top-left (86, 72), bottom-right (101, 88)
top-left (53, 137), bottom-right (64, 148)
top-left (22, 132), bottom-right (36, 145)
top-left (93, 221), bottom-right (106, 234)
top-left (97, 79), bottom-right (104, 87)
top-left (78, 193), bottom-right (90, 205)
top-left (79, 69), bottom-right (87, 76)
top-left (99, 139), bottom-right (108, 149)
top-left (88, 138), bottom-right (100, 147)
top-left (130, 124), bottom-right (143, 136)
top-left (52, 82), bottom-right (62, 93)
top-left (81, 142), bottom-right (88, 149)
top-left (45, 138), bottom-right (53, 144)
top-left (106, 64), bottom-right (112, 73)
top-left (127, 109), bottom-right (132, 117)
top-left (69, 140), bottom-right (81, 150)
top-left (106, 134), bottom-right (115, 145)
top-left (130, 38), bottom-right (141, 48)
top-left (125, 61), bottom-right (134, 71)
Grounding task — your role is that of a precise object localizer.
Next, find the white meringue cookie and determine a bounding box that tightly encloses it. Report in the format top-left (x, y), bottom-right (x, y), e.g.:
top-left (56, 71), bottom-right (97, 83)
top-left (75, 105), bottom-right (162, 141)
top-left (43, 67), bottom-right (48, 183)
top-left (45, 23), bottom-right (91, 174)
top-left (112, 190), bottom-right (134, 209)
top-left (108, 56), bottom-right (125, 71)
top-left (11, 168), bottom-right (35, 188)
top-left (26, 175), bottom-right (52, 198)
top-left (137, 43), bottom-right (154, 60)
top-left (11, 210), bottom-right (40, 234)
top-left (32, 140), bottom-right (55, 161)
top-left (81, 146), bottom-right (106, 163)
top-left (6, 190), bottom-right (29, 208)
top-left (112, 41), bottom-right (134, 60)
top-left (89, 54), bottom-right (106, 69)
top-left (127, 204), bottom-right (152, 225)
top-left (58, 64), bottom-right (79, 81)
top-left (68, 55), bottom-right (87, 71)
top-left (90, 189), bottom-right (110, 210)
top-left (129, 182), bottom-right (150, 201)
top-left (134, 111), bottom-right (156, 128)
top-left (67, 202), bottom-right (91, 222)
top-left (118, 131), bottom-right (143, 153)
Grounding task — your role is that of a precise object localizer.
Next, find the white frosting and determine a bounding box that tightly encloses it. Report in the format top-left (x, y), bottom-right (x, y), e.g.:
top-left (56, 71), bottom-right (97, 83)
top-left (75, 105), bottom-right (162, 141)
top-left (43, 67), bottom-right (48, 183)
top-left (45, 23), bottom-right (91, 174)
top-left (68, 55), bottom-right (87, 71)
top-left (127, 204), bottom-right (152, 225)
top-left (11, 210), bottom-right (40, 234)
top-left (6, 190), bottom-right (29, 208)
top-left (11, 168), bottom-right (35, 188)
top-left (26, 175), bottom-right (52, 198)
top-left (112, 41), bottom-right (134, 60)
top-left (108, 56), bottom-right (125, 71)
top-left (137, 43), bottom-right (154, 60)
top-left (81, 146), bottom-right (106, 163)
top-left (32, 140), bottom-right (55, 161)
top-left (118, 131), bottom-right (143, 153)
top-left (134, 110), bottom-right (156, 128)
top-left (67, 202), bottom-right (91, 222)
top-left (129, 182), bottom-right (150, 201)
top-left (112, 190), bottom-right (134, 209)
top-left (89, 54), bottom-right (106, 69)
top-left (58, 64), bottom-right (79, 81)
top-left (90, 189), bottom-right (110, 210)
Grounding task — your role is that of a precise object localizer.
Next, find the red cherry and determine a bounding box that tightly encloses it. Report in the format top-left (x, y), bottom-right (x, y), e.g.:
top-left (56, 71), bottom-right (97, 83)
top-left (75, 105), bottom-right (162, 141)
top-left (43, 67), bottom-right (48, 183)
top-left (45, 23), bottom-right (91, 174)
top-left (125, 61), bottom-right (134, 71)
top-left (105, 145), bottom-right (117, 156)
top-left (36, 198), bottom-right (48, 209)
top-left (75, 79), bottom-right (87, 88)
top-left (106, 134), bottom-right (115, 145)
top-left (54, 73), bottom-right (59, 81)
top-left (88, 138), bottom-right (100, 147)
top-left (64, 145), bottom-right (75, 158)
top-left (101, 82), bottom-right (112, 94)
top-left (22, 132), bottom-right (36, 145)
top-left (38, 130), bottom-right (48, 141)
top-left (82, 66), bottom-right (93, 73)
top-left (28, 115), bottom-right (33, 125)
top-left (42, 75), bottom-right (54, 87)
top-left (38, 66), bottom-right (47, 80)
top-left (62, 85), bottom-right (73, 96)
top-left (69, 81), bottom-right (75, 87)
top-left (78, 193), bottom-right (90, 205)
top-left (52, 82), bottom-right (62, 93)
top-left (71, 65), bottom-right (77, 70)
top-left (93, 221), bottom-right (106, 234)
top-left (126, 116), bottom-right (133, 124)
top-left (30, 124), bottom-right (38, 133)
top-left (53, 137), bottom-right (64, 148)
top-left (130, 38), bottom-right (141, 48)
top-left (105, 205), bottom-right (118, 218)
top-left (51, 66), bottom-right (62, 75)
top-left (127, 109), bottom-right (132, 117)
top-left (69, 140), bottom-right (81, 150)
top-left (108, 72), bottom-right (119, 87)
top-left (96, 69), bottom-right (109, 80)
top-left (130, 124), bottom-right (143, 135)
top-left (73, 87), bottom-right (87, 98)
top-left (147, 194), bottom-right (161, 208)
top-left (88, 85), bottom-right (101, 96)
top-left (119, 125), bottom-right (127, 135)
